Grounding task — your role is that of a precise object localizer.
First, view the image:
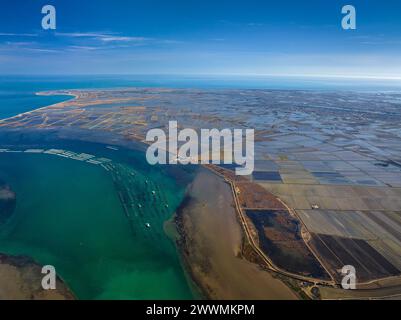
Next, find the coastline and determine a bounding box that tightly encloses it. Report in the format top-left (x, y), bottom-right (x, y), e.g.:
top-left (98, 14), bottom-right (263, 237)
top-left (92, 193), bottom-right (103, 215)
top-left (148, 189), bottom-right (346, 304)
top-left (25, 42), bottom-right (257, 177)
top-left (0, 91), bottom-right (304, 299)
top-left (0, 88), bottom-right (300, 299)
top-left (175, 167), bottom-right (298, 299)
top-left (0, 143), bottom-right (194, 300)
top-left (0, 85), bottom-right (400, 300)
top-left (0, 91), bottom-right (77, 123)
top-left (0, 91), bottom-right (81, 299)
top-left (164, 213), bottom-right (205, 300)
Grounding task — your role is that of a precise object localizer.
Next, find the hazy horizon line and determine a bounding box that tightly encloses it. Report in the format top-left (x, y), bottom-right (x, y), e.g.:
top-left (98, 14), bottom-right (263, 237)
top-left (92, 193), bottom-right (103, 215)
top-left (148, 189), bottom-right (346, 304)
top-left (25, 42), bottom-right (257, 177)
top-left (2, 73), bottom-right (401, 82)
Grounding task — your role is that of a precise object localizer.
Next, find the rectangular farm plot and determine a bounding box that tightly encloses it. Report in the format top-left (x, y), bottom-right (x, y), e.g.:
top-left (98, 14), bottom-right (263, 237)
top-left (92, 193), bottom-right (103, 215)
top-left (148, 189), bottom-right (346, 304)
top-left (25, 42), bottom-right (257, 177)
top-left (309, 234), bottom-right (400, 283)
top-left (252, 171), bottom-right (282, 182)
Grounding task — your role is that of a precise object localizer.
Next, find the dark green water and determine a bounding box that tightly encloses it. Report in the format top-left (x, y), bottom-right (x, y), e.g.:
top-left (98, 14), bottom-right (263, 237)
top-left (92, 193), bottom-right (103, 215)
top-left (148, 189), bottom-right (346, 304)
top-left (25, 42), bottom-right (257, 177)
top-left (0, 152), bottom-right (194, 299)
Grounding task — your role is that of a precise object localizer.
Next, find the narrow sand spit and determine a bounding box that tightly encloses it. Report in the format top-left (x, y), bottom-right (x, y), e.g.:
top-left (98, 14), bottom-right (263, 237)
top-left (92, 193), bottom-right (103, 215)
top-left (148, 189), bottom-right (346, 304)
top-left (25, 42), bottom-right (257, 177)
top-left (177, 168), bottom-right (298, 300)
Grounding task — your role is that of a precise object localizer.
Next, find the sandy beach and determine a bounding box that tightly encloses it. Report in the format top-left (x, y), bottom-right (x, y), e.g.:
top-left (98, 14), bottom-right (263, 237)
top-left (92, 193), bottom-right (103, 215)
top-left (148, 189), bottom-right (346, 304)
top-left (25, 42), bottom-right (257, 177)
top-left (176, 168), bottom-right (298, 300)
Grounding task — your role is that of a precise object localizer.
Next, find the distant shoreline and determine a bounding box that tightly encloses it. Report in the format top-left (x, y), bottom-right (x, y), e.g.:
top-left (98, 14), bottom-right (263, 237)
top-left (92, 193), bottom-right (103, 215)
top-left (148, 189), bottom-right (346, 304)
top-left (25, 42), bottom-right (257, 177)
top-left (0, 91), bottom-right (75, 122)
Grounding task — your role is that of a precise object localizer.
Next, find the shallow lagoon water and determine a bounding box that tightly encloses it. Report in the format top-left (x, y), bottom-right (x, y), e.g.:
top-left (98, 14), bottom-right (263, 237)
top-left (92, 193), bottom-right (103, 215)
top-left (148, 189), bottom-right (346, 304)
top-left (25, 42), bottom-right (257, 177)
top-left (0, 147), bottom-right (194, 299)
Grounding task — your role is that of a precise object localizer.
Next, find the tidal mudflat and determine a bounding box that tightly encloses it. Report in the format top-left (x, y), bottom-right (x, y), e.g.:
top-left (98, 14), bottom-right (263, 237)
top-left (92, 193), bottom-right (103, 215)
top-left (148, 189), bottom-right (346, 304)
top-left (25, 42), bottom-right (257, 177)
top-left (0, 146), bottom-right (194, 299)
top-left (176, 168), bottom-right (298, 299)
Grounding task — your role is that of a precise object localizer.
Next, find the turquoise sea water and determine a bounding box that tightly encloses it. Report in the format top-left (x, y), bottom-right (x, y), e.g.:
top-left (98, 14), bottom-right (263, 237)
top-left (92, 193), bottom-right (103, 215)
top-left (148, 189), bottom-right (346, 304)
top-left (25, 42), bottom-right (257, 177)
top-left (0, 144), bottom-right (195, 299)
top-left (0, 76), bottom-right (204, 299)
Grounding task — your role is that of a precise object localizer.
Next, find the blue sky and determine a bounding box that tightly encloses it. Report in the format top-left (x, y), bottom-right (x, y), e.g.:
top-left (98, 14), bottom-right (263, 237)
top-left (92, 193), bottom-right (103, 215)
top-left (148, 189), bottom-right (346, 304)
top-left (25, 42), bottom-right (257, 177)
top-left (1, 0), bottom-right (401, 78)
